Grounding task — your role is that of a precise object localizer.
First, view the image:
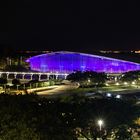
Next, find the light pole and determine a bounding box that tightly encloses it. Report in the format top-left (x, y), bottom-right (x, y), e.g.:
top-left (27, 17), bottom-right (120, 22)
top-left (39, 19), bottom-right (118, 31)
top-left (97, 119), bottom-right (103, 131)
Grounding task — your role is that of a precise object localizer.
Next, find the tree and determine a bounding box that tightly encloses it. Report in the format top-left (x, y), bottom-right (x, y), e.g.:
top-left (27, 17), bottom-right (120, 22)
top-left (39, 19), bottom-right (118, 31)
top-left (0, 78), bottom-right (7, 85)
top-left (0, 78), bottom-right (7, 92)
top-left (12, 78), bottom-right (20, 86)
top-left (0, 121), bottom-right (40, 140)
top-left (89, 71), bottom-right (107, 86)
top-left (0, 94), bottom-right (138, 140)
top-left (120, 71), bottom-right (140, 83)
top-left (67, 71), bottom-right (85, 82)
top-left (67, 71), bottom-right (107, 87)
top-left (115, 125), bottom-right (133, 140)
top-left (28, 79), bottom-right (39, 88)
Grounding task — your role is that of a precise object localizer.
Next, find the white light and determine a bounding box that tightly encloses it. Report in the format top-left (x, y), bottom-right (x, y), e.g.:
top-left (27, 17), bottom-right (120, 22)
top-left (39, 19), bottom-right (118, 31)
top-left (132, 81), bottom-right (136, 85)
top-left (107, 93), bottom-right (112, 97)
top-left (124, 82), bottom-right (128, 85)
top-left (97, 120), bottom-right (104, 131)
top-left (88, 79), bottom-right (91, 83)
top-left (115, 82), bottom-right (120, 85)
top-left (105, 83), bottom-right (109, 86)
top-left (115, 77), bottom-right (117, 81)
top-left (116, 94), bottom-right (121, 99)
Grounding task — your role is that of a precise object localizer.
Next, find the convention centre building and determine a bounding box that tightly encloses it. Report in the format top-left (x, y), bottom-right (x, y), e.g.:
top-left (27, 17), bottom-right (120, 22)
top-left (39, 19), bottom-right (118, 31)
top-left (26, 51), bottom-right (140, 74)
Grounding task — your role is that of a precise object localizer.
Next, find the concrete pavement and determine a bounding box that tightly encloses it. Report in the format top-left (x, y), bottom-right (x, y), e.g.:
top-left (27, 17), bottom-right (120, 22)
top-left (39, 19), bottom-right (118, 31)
top-left (36, 84), bottom-right (78, 96)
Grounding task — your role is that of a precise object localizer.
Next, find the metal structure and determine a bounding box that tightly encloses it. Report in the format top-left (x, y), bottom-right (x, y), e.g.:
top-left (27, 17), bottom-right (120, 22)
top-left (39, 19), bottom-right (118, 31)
top-left (0, 71), bottom-right (68, 80)
top-left (26, 51), bottom-right (140, 73)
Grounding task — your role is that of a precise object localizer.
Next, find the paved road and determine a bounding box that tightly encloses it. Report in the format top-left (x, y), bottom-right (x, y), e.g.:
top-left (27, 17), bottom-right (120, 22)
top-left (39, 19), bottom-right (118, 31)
top-left (37, 84), bottom-right (78, 96)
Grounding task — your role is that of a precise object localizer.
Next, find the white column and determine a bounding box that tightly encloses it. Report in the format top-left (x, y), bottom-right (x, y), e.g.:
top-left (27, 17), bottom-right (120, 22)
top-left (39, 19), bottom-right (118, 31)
top-left (115, 76), bottom-right (117, 82)
top-left (55, 74), bottom-right (58, 79)
top-left (22, 74), bottom-right (25, 79)
top-left (47, 74), bottom-right (50, 80)
top-left (38, 74), bottom-right (41, 81)
top-left (30, 74), bottom-right (33, 80)
top-left (64, 74), bottom-right (67, 79)
top-left (6, 73), bottom-right (9, 79)
top-left (14, 73), bottom-right (17, 79)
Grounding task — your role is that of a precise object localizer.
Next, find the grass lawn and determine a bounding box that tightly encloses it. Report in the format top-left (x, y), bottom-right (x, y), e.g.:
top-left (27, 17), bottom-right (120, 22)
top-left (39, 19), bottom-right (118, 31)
top-left (59, 84), bottom-right (140, 96)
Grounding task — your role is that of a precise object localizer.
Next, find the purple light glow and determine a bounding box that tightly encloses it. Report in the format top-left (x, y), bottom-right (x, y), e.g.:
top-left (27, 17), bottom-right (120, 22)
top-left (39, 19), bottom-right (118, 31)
top-left (26, 51), bottom-right (140, 73)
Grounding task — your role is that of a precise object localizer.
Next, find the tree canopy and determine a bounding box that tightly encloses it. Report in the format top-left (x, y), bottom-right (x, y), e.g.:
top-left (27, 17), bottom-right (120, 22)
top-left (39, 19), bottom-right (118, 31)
top-left (0, 78), bottom-right (7, 85)
top-left (0, 94), bottom-right (139, 139)
top-left (67, 71), bottom-right (107, 87)
top-left (12, 78), bottom-right (21, 85)
top-left (120, 70), bottom-right (140, 83)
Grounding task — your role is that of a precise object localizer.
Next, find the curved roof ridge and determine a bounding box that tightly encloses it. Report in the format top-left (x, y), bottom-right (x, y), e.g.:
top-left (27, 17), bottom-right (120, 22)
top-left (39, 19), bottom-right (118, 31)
top-left (51, 51), bottom-right (140, 65)
top-left (27, 51), bottom-right (140, 65)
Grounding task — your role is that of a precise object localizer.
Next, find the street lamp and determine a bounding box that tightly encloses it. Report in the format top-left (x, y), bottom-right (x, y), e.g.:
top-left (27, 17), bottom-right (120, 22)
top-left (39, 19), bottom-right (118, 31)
top-left (88, 79), bottom-right (91, 83)
top-left (105, 83), bottom-right (109, 86)
top-left (132, 81), bottom-right (136, 85)
top-left (124, 82), bottom-right (128, 85)
top-left (97, 119), bottom-right (104, 131)
top-left (115, 82), bottom-right (120, 86)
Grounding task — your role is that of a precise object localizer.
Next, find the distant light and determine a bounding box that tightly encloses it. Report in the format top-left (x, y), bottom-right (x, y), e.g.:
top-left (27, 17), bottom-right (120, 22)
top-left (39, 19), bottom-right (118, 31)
top-left (116, 94), bottom-right (121, 99)
top-left (97, 119), bottom-right (104, 131)
top-left (88, 79), bottom-right (91, 83)
top-left (6, 83), bottom-right (13, 86)
top-left (107, 93), bottom-right (112, 97)
top-left (98, 120), bottom-right (103, 125)
top-left (115, 77), bottom-right (117, 81)
top-left (135, 50), bottom-right (140, 53)
top-left (132, 81), bottom-right (136, 85)
top-left (105, 83), bottom-right (109, 86)
top-left (115, 82), bottom-right (120, 86)
top-left (124, 82), bottom-right (128, 85)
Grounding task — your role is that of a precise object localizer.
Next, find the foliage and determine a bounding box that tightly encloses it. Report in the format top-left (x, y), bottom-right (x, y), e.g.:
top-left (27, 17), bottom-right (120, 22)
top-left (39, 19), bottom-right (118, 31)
top-left (0, 94), bottom-right (139, 139)
top-left (12, 78), bottom-right (21, 85)
top-left (67, 71), bottom-right (107, 87)
top-left (120, 70), bottom-right (140, 82)
top-left (29, 79), bottom-right (39, 83)
top-left (0, 77), bottom-right (7, 85)
top-left (115, 125), bottom-right (133, 140)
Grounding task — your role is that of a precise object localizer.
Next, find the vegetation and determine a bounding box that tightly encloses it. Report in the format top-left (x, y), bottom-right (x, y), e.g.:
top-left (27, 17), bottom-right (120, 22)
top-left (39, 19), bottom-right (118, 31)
top-left (0, 77), bottom-right (7, 85)
top-left (12, 78), bottom-right (21, 86)
top-left (67, 71), bottom-right (107, 87)
top-left (0, 94), bottom-right (139, 139)
top-left (120, 70), bottom-right (140, 83)
top-left (0, 70), bottom-right (140, 139)
top-left (0, 78), bottom-right (7, 91)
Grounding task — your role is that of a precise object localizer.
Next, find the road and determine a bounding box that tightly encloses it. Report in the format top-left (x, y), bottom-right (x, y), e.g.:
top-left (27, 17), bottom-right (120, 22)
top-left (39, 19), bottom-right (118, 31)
top-left (36, 84), bottom-right (78, 96)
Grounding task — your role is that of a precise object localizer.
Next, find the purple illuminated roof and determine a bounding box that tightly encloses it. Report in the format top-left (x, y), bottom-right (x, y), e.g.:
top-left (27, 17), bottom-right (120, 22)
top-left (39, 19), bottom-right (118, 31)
top-left (26, 51), bottom-right (140, 73)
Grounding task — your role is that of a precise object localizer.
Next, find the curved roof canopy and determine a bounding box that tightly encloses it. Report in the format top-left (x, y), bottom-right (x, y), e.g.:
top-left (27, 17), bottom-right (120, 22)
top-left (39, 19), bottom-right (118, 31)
top-left (26, 51), bottom-right (140, 73)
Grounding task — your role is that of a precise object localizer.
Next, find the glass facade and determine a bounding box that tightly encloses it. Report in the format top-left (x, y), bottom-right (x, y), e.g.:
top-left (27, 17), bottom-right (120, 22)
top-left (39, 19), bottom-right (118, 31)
top-left (26, 51), bottom-right (140, 73)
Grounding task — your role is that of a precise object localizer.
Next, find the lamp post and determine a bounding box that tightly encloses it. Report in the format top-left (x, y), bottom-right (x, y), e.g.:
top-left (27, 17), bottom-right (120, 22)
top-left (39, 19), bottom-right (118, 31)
top-left (97, 119), bottom-right (103, 131)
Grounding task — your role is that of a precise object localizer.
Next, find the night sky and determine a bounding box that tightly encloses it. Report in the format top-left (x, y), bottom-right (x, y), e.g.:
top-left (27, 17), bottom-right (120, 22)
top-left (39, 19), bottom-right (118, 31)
top-left (2, 1), bottom-right (140, 52)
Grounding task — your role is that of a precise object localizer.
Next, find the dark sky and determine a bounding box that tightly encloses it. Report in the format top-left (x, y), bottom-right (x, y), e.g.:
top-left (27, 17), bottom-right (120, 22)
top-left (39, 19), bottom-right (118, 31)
top-left (2, 1), bottom-right (140, 52)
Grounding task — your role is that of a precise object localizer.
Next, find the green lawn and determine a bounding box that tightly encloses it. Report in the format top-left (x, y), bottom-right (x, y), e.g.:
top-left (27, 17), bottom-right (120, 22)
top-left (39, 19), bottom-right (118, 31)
top-left (59, 84), bottom-right (140, 96)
